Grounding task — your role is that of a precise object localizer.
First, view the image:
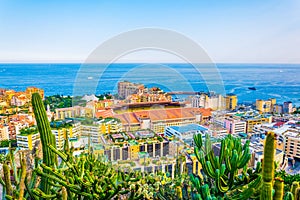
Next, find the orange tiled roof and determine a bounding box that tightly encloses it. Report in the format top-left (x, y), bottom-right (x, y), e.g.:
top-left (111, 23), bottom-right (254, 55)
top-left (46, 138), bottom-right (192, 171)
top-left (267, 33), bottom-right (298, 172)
top-left (95, 109), bottom-right (114, 118)
top-left (114, 107), bottom-right (211, 124)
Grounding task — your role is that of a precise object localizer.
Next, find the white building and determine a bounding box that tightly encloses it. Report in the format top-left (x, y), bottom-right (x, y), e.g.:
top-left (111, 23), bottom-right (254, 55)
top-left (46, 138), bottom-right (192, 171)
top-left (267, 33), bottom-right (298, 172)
top-left (164, 124), bottom-right (209, 146)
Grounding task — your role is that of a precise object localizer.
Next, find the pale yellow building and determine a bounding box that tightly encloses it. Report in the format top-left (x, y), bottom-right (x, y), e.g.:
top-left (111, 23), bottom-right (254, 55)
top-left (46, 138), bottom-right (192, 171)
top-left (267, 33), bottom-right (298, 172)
top-left (51, 126), bottom-right (80, 150)
top-left (256, 98), bottom-right (276, 113)
top-left (55, 106), bottom-right (93, 119)
top-left (245, 117), bottom-right (272, 133)
top-left (225, 94), bottom-right (237, 110)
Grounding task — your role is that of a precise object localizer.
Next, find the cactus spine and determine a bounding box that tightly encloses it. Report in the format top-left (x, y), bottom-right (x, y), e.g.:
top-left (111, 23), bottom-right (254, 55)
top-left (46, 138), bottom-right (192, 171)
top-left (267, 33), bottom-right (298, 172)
top-left (32, 93), bottom-right (57, 194)
top-left (260, 131), bottom-right (276, 200)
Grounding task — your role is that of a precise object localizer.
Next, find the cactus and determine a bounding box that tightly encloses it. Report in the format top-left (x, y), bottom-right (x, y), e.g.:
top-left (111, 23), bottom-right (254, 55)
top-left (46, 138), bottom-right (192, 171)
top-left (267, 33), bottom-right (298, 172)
top-left (285, 192), bottom-right (295, 200)
top-left (28, 143), bottom-right (145, 199)
top-left (260, 131), bottom-right (276, 200)
top-left (274, 177), bottom-right (284, 200)
top-left (18, 154), bottom-right (27, 200)
top-left (3, 162), bottom-right (12, 196)
top-left (193, 133), bottom-right (261, 199)
top-left (61, 186), bottom-right (67, 200)
top-left (291, 182), bottom-right (300, 196)
top-left (295, 187), bottom-right (300, 200)
top-left (32, 93), bottom-right (57, 194)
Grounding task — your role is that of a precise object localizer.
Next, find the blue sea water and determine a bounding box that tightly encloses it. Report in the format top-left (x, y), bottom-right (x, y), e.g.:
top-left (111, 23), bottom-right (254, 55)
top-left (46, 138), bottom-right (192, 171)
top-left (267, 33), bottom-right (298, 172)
top-left (0, 63), bottom-right (299, 106)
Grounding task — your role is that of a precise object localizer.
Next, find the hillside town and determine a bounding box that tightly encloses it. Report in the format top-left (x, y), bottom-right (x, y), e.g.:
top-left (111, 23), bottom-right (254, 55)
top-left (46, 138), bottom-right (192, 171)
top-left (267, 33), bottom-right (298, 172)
top-left (0, 81), bottom-right (300, 177)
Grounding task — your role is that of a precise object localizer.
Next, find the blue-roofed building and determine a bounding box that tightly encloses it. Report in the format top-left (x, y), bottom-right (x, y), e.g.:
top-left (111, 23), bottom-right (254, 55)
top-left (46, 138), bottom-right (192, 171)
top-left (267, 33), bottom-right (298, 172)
top-left (164, 124), bottom-right (209, 146)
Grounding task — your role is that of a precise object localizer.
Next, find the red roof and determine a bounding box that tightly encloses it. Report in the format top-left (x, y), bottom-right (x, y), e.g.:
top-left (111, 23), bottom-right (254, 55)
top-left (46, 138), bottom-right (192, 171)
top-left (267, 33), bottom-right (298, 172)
top-left (274, 122), bottom-right (285, 127)
top-left (95, 109), bottom-right (114, 118)
top-left (114, 107), bottom-right (211, 124)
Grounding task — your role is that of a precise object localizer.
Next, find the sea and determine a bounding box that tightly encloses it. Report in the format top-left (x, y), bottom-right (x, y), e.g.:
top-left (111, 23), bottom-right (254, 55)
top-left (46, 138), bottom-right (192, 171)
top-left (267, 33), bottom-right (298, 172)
top-left (0, 63), bottom-right (299, 106)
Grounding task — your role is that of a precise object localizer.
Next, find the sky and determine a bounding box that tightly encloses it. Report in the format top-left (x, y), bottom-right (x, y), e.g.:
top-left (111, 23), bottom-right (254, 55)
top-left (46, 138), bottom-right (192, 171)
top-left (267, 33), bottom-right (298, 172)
top-left (0, 0), bottom-right (300, 63)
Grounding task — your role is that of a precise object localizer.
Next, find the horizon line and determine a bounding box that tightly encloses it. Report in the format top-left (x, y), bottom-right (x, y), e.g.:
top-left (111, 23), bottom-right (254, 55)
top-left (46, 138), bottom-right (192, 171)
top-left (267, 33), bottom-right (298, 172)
top-left (0, 61), bottom-right (300, 65)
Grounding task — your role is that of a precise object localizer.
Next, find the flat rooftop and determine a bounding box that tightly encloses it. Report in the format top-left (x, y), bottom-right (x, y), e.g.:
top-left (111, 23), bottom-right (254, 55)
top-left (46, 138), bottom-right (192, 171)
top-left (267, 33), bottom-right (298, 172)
top-left (169, 124), bottom-right (208, 133)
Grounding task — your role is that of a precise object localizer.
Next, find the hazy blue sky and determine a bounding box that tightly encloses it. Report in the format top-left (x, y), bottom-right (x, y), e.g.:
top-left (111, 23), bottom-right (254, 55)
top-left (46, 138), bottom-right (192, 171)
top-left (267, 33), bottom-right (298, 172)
top-left (0, 0), bottom-right (299, 63)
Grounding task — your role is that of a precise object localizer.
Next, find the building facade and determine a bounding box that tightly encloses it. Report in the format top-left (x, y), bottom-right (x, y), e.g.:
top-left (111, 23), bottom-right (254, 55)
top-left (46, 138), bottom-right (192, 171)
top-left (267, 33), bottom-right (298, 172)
top-left (225, 94), bottom-right (237, 110)
top-left (256, 98), bottom-right (276, 113)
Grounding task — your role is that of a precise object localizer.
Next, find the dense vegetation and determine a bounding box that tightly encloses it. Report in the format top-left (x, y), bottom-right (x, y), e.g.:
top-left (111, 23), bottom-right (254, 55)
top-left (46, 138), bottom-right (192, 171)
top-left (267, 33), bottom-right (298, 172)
top-left (0, 139), bottom-right (17, 148)
top-left (19, 126), bottom-right (39, 136)
top-left (43, 93), bottom-right (112, 112)
top-left (43, 95), bottom-right (73, 111)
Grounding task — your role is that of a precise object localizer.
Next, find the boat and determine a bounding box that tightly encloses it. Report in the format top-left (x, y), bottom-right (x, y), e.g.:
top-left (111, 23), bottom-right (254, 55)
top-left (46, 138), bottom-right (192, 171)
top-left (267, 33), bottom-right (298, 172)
top-left (248, 87), bottom-right (256, 91)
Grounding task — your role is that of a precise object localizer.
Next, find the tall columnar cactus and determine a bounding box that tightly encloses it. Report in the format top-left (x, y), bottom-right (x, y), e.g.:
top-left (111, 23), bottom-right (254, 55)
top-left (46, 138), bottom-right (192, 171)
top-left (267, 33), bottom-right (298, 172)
top-left (18, 154), bottom-right (27, 200)
top-left (274, 177), bottom-right (284, 200)
top-left (295, 187), bottom-right (300, 200)
top-left (3, 163), bottom-right (12, 196)
top-left (291, 182), bottom-right (300, 197)
top-left (32, 93), bottom-right (57, 194)
top-left (61, 187), bottom-right (67, 200)
top-left (260, 131), bottom-right (276, 200)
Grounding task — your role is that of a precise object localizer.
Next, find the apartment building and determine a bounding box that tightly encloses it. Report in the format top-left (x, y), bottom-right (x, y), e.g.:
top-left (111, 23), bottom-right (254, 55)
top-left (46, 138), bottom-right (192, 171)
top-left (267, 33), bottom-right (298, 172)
top-left (282, 127), bottom-right (300, 159)
top-left (283, 101), bottom-right (293, 114)
top-left (102, 132), bottom-right (170, 161)
top-left (225, 94), bottom-right (237, 110)
top-left (55, 106), bottom-right (93, 119)
top-left (224, 118), bottom-right (246, 134)
top-left (118, 81), bottom-right (144, 99)
top-left (256, 98), bottom-right (276, 113)
top-left (229, 111), bottom-right (272, 133)
top-left (17, 132), bottom-right (40, 150)
top-left (97, 118), bottom-right (122, 134)
top-left (273, 104), bottom-right (283, 114)
top-left (188, 92), bottom-right (225, 110)
top-left (51, 125), bottom-right (80, 150)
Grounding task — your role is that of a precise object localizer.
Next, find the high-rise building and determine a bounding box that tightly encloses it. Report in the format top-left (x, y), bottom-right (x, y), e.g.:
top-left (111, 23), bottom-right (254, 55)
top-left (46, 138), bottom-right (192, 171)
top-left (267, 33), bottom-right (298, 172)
top-left (225, 94), bottom-right (237, 110)
top-left (117, 81), bottom-right (144, 99)
top-left (273, 104), bottom-right (283, 114)
top-left (283, 101), bottom-right (293, 114)
top-left (205, 93), bottom-right (226, 110)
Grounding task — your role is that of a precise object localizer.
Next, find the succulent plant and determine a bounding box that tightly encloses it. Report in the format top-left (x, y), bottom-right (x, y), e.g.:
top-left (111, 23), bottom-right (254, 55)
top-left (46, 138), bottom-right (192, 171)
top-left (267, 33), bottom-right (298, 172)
top-left (192, 133), bottom-right (262, 199)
